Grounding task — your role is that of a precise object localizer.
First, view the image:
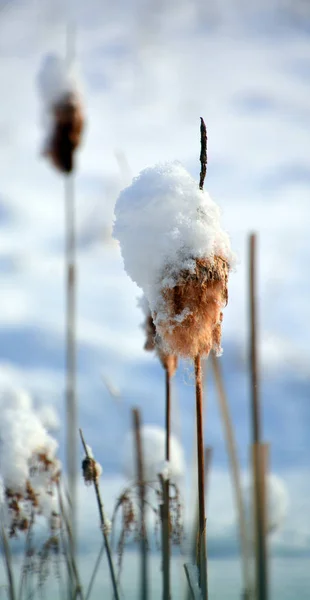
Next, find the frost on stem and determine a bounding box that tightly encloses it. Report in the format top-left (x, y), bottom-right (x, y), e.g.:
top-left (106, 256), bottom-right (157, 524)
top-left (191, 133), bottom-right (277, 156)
top-left (114, 162), bottom-right (234, 359)
top-left (37, 54), bottom-right (84, 173)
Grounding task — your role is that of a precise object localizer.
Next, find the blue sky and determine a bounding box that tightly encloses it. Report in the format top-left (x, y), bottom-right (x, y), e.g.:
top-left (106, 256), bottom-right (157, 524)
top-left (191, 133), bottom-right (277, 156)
top-left (0, 1), bottom-right (310, 593)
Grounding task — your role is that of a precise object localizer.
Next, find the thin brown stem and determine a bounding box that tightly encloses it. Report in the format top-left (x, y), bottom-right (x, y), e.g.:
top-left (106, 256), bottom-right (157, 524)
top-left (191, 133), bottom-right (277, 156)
top-left (211, 353), bottom-right (252, 599)
top-left (56, 481), bottom-right (84, 600)
top-left (249, 233), bottom-right (260, 445)
top-left (0, 524), bottom-right (16, 600)
top-left (199, 118), bottom-right (207, 191)
top-left (163, 370), bottom-right (171, 600)
top-left (65, 173), bottom-right (77, 568)
top-left (79, 429), bottom-right (120, 600)
top-left (194, 355), bottom-right (207, 599)
top-left (132, 410), bottom-right (148, 600)
top-left (249, 234), bottom-right (268, 600)
top-left (165, 370), bottom-right (171, 462)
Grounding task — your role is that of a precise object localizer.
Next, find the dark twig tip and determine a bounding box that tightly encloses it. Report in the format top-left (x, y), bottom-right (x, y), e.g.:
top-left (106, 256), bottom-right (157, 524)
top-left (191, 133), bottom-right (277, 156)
top-left (199, 118), bottom-right (207, 191)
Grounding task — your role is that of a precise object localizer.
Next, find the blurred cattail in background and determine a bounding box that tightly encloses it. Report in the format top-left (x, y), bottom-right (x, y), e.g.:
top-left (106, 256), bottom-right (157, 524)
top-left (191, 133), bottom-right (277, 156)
top-left (37, 54), bottom-right (84, 173)
top-left (0, 388), bottom-right (61, 537)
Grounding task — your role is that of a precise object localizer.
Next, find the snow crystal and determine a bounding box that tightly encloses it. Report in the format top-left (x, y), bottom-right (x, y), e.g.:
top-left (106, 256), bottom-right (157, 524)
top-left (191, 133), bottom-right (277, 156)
top-left (123, 424), bottom-right (185, 483)
top-left (113, 162), bottom-right (234, 319)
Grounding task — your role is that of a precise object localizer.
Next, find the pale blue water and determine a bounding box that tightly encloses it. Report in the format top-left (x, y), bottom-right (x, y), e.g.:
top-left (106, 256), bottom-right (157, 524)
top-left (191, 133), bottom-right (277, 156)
top-left (2, 552), bottom-right (309, 599)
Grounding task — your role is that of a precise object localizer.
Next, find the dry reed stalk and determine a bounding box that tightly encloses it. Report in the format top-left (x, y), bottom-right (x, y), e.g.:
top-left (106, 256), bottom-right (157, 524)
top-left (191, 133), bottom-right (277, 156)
top-left (132, 409), bottom-right (149, 600)
top-left (79, 429), bottom-right (120, 600)
top-left (211, 353), bottom-right (252, 600)
top-left (194, 357), bottom-right (207, 599)
top-left (252, 443), bottom-right (269, 600)
top-left (186, 447), bottom-right (212, 600)
top-left (56, 481), bottom-right (84, 600)
top-left (249, 234), bottom-right (268, 600)
top-left (0, 523), bottom-right (16, 600)
top-left (142, 309), bottom-right (176, 600)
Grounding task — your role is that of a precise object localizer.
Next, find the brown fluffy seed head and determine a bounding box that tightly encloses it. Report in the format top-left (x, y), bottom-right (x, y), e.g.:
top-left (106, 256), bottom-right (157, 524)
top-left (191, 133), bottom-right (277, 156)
top-left (142, 309), bottom-right (178, 376)
top-left (44, 91), bottom-right (84, 173)
top-left (82, 456), bottom-right (101, 485)
top-left (156, 256), bottom-right (229, 359)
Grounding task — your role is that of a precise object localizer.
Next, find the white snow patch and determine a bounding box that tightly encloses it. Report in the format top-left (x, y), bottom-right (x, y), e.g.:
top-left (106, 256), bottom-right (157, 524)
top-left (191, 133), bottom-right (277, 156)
top-left (114, 162), bottom-right (234, 323)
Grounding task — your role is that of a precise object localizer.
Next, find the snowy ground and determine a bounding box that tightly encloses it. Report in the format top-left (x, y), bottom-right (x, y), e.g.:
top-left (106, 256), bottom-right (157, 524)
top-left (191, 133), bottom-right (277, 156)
top-left (0, 0), bottom-right (309, 594)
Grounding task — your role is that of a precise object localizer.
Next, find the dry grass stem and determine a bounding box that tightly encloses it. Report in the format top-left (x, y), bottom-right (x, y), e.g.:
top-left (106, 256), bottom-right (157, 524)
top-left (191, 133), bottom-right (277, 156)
top-left (79, 429), bottom-right (120, 600)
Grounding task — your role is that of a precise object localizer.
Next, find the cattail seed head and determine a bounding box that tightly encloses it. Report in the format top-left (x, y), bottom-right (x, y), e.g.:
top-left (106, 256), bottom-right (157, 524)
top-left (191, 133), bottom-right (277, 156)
top-left (37, 54), bottom-right (84, 174)
top-left (157, 256), bottom-right (229, 358)
top-left (45, 92), bottom-right (84, 173)
top-left (82, 456), bottom-right (102, 485)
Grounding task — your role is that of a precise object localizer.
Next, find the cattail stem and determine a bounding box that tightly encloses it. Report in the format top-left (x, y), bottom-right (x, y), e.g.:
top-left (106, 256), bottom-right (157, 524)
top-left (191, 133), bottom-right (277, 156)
top-left (186, 447), bottom-right (212, 600)
top-left (211, 353), bottom-right (252, 599)
top-left (194, 355), bottom-right (207, 599)
top-left (65, 172), bottom-right (78, 568)
top-left (56, 481), bottom-right (84, 600)
top-left (132, 409), bottom-right (148, 600)
top-left (162, 369), bottom-right (172, 600)
top-left (0, 524), bottom-right (16, 600)
top-left (249, 234), bottom-right (268, 600)
top-left (165, 370), bottom-right (171, 462)
top-left (79, 429), bottom-right (120, 600)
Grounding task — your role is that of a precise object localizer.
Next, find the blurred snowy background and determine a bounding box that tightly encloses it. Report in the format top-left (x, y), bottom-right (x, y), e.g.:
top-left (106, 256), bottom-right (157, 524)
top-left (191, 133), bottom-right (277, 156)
top-left (0, 0), bottom-right (309, 597)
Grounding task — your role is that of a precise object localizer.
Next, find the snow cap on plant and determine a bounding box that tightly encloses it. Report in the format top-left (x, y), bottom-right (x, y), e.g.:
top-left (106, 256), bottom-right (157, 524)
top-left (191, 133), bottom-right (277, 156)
top-left (138, 294), bottom-right (178, 377)
top-left (0, 387), bottom-right (61, 537)
top-left (114, 162), bottom-right (234, 358)
top-left (37, 53), bottom-right (84, 173)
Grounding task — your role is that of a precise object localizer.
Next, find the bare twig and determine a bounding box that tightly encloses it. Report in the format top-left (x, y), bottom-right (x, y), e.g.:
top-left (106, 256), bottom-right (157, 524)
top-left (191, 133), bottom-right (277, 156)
top-left (199, 118), bottom-right (207, 191)
top-left (249, 234), bottom-right (268, 600)
top-left (79, 429), bottom-right (120, 600)
top-left (132, 410), bottom-right (148, 600)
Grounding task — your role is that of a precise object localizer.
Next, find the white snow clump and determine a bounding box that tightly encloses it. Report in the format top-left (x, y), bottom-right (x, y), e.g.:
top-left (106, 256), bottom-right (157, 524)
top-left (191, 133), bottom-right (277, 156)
top-left (114, 162), bottom-right (233, 321)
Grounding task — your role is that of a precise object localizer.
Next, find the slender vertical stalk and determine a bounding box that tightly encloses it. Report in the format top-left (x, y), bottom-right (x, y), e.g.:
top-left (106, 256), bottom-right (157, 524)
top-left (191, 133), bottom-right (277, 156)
top-left (79, 430), bottom-right (120, 600)
top-left (165, 370), bottom-right (171, 462)
top-left (211, 353), bottom-right (252, 599)
top-left (65, 173), bottom-right (77, 565)
top-left (0, 524), bottom-right (16, 600)
top-left (132, 410), bottom-right (148, 600)
top-left (161, 369), bottom-right (172, 600)
top-left (249, 234), bottom-right (268, 600)
top-left (64, 23), bottom-right (78, 582)
top-left (194, 356), bottom-right (207, 599)
top-left (186, 447), bottom-right (212, 600)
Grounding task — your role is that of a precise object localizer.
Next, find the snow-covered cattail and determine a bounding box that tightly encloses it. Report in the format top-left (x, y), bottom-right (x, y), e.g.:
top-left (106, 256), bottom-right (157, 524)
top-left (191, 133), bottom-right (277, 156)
top-left (37, 54), bottom-right (84, 173)
top-left (0, 388), bottom-right (61, 536)
top-left (139, 295), bottom-right (178, 377)
top-left (114, 162), bottom-right (234, 359)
